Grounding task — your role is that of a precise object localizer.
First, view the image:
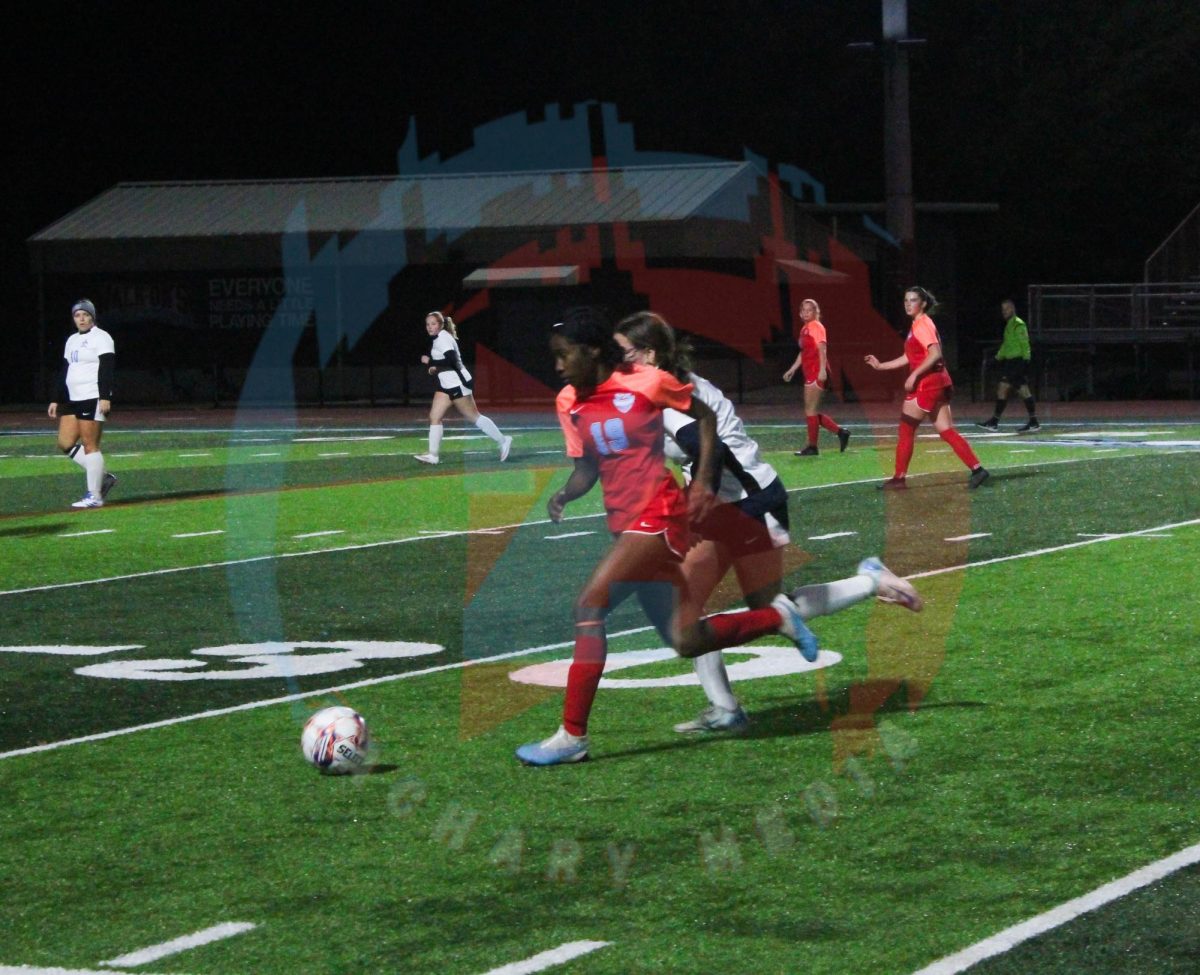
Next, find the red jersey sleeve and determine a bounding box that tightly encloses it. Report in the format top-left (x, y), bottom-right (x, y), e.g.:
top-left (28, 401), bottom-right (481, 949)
top-left (808, 321), bottom-right (827, 346)
top-left (619, 363), bottom-right (693, 411)
top-left (911, 314), bottom-right (940, 351)
top-left (555, 386), bottom-right (584, 458)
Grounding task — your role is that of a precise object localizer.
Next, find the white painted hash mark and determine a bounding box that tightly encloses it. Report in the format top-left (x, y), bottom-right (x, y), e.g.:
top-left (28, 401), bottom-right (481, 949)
top-left (59, 530), bottom-right (115, 538)
top-left (293, 530), bottom-right (344, 539)
top-left (808, 531), bottom-right (858, 540)
top-left (172, 530), bottom-right (225, 539)
top-left (944, 533), bottom-right (991, 542)
top-left (0, 966), bottom-right (170, 974)
top-left (476, 940), bottom-right (611, 975)
top-left (544, 531), bottom-right (595, 540)
top-left (908, 842), bottom-right (1200, 974)
top-left (100, 921), bottom-right (256, 968)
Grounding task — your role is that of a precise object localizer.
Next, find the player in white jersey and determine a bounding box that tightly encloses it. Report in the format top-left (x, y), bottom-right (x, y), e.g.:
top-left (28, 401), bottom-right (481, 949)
top-left (413, 311), bottom-right (513, 465)
top-left (47, 300), bottom-right (117, 509)
top-left (613, 312), bottom-right (922, 732)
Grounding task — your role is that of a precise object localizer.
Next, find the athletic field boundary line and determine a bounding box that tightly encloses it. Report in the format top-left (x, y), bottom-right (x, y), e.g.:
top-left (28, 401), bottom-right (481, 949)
top-left (2, 515), bottom-right (1195, 763)
top-left (0, 451), bottom-right (1165, 599)
top-left (908, 841), bottom-right (1200, 974)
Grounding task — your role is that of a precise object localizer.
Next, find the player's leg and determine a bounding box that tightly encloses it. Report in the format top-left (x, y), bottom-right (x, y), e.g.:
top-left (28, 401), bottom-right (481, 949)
top-left (984, 379), bottom-right (1011, 429)
top-left (798, 382), bottom-right (822, 454)
top-left (415, 392), bottom-right (451, 463)
top-left (455, 393), bottom-right (512, 459)
top-left (1016, 378), bottom-right (1039, 432)
top-left (882, 400), bottom-right (924, 489)
top-left (77, 417), bottom-right (107, 500)
top-left (517, 532), bottom-right (673, 764)
top-left (933, 400), bottom-right (989, 486)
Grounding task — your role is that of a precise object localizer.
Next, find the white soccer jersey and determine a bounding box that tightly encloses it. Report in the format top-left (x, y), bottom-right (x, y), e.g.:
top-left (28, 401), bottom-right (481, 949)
top-left (663, 371), bottom-right (779, 502)
top-left (63, 327), bottom-right (115, 401)
top-left (430, 331), bottom-right (472, 391)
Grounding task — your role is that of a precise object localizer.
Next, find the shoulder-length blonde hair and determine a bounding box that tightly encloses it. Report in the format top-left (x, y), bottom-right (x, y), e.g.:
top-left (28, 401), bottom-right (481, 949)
top-left (799, 298), bottom-right (822, 320)
top-left (426, 310), bottom-right (458, 338)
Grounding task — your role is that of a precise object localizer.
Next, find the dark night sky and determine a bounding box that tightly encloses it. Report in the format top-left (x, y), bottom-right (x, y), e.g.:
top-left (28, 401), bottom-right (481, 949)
top-left (7, 0), bottom-right (1199, 398)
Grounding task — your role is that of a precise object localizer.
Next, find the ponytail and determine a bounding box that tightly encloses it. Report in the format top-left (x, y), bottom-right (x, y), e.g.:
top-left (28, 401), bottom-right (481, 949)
top-left (425, 310), bottom-right (459, 338)
top-left (614, 310), bottom-right (693, 381)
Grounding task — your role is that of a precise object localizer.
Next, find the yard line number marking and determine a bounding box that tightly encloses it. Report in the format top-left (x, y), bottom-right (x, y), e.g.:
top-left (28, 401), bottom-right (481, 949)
top-left (100, 922), bottom-right (256, 969)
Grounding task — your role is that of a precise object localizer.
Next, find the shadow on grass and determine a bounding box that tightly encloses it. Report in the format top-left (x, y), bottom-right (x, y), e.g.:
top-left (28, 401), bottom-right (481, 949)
top-left (0, 523), bottom-right (71, 537)
top-left (598, 682), bottom-right (988, 762)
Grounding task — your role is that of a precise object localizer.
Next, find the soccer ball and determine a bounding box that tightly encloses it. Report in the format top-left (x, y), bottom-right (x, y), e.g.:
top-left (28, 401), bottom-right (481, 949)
top-left (300, 706), bottom-right (370, 774)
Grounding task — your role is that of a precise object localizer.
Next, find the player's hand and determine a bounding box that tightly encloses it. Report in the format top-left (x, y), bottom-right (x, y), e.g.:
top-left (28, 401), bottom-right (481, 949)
top-left (782, 368), bottom-right (795, 382)
top-left (427, 367), bottom-right (437, 376)
top-left (420, 355), bottom-right (430, 365)
top-left (904, 373), bottom-right (917, 392)
top-left (818, 369), bottom-right (827, 383)
top-left (47, 402), bottom-right (57, 418)
top-left (687, 483), bottom-right (717, 524)
top-left (547, 491), bottom-right (567, 523)
top-left (98, 399), bottom-right (111, 415)
top-left (864, 355), bottom-right (880, 369)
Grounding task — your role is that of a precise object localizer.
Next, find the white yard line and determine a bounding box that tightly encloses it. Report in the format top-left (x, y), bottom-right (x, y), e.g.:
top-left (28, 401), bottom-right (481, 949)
top-left (909, 842), bottom-right (1200, 974)
top-left (293, 530), bottom-right (344, 539)
top-left (100, 922), bottom-right (256, 968)
top-left (0, 452), bottom-right (1184, 600)
top-left (476, 941), bottom-right (611, 975)
top-left (0, 966), bottom-right (173, 974)
top-left (4, 517), bottom-right (1197, 764)
top-left (172, 530), bottom-right (225, 539)
top-left (944, 533), bottom-right (991, 542)
top-left (544, 531), bottom-right (595, 540)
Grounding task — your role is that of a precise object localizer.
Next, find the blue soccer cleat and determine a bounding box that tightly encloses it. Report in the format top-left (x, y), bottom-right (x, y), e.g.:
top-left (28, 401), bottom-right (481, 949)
top-left (771, 593), bottom-right (820, 662)
top-left (516, 725), bottom-right (590, 766)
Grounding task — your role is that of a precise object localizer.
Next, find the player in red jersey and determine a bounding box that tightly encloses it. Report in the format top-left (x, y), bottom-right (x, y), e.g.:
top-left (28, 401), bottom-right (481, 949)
top-left (864, 287), bottom-right (990, 490)
top-left (516, 308), bottom-right (819, 766)
top-left (782, 298), bottom-right (850, 455)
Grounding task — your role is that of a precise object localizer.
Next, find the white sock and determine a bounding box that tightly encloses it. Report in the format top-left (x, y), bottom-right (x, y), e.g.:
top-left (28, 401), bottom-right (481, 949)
top-left (428, 423), bottom-right (443, 456)
top-left (83, 451), bottom-right (106, 496)
top-left (790, 575), bottom-right (875, 618)
top-left (474, 414), bottom-right (505, 445)
top-left (67, 444), bottom-right (87, 470)
top-left (693, 652), bottom-right (739, 711)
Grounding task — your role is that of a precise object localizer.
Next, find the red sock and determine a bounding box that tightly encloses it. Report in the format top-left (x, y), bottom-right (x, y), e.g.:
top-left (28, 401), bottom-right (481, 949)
top-left (806, 416), bottom-right (819, 446)
top-left (703, 607), bottom-right (781, 647)
top-left (895, 417), bottom-right (919, 477)
top-left (563, 628), bottom-right (606, 736)
top-left (819, 414), bottom-right (840, 433)
top-left (939, 427), bottom-right (981, 470)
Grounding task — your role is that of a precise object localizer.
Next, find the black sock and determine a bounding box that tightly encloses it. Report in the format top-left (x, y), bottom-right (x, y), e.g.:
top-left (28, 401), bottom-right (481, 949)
top-left (1023, 396), bottom-right (1036, 418)
top-left (993, 399), bottom-right (1006, 419)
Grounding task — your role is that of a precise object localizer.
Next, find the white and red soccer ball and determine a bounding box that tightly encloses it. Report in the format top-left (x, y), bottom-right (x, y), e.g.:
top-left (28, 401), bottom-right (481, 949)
top-left (300, 706), bottom-right (370, 774)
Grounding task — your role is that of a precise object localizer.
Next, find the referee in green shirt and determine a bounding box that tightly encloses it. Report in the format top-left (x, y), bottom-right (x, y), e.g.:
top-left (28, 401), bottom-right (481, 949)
top-left (979, 299), bottom-right (1039, 432)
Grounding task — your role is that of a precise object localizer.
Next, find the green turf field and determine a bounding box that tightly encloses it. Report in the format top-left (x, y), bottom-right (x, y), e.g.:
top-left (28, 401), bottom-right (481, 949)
top-left (1, 414), bottom-right (1197, 975)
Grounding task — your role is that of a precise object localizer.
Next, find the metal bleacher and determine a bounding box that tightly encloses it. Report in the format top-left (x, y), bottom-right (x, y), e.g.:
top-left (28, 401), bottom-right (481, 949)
top-left (1023, 203), bottom-right (1200, 399)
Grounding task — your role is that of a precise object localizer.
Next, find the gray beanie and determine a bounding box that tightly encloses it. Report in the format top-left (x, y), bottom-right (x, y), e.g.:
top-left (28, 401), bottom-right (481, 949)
top-left (71, 299), bottom-right (97, 320)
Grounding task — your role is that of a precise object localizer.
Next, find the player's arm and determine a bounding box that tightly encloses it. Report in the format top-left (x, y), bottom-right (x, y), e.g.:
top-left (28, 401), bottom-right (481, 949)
top-left (817, 341), bottom-right (829, 382)
top-left (548, 455), bottom-right (599, 522)
top-left (98, 351), bottom-right (115, 414)
top-left (48, 357), bottom-right (69, 417)
top-left (678, 396), bottom-right (718, 521)
top-left (782, 345), bottom-right (803, 381)
top-left (864, 353), bottom-right (907, 371)
top-left (904, 343), bottom-right (943, 391)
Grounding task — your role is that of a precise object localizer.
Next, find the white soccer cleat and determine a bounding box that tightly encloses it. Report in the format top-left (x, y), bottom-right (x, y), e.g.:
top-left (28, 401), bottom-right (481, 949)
top-left (499, 435), bottom-right (513, 462)
top-left (516, 725), bottom-right (590, 766)
top-left (673, 705), bottom-right (749, 734)
top-left (413, 453), bottom-right (440, 465)
top-left (71, 492), bottom-right (103, 509)
top-left (858, 557), bottom-right (923, 612)
top-left (100, 472), bottom-right (118, 500)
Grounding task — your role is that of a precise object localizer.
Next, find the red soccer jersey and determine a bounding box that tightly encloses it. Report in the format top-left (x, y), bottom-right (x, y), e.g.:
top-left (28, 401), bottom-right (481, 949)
top-left (905, 313), bottom-right (952, 391)
top-left (556, 364), bottom-right (694, 533)
top-left (799, 320), bottom-right (827, 380)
